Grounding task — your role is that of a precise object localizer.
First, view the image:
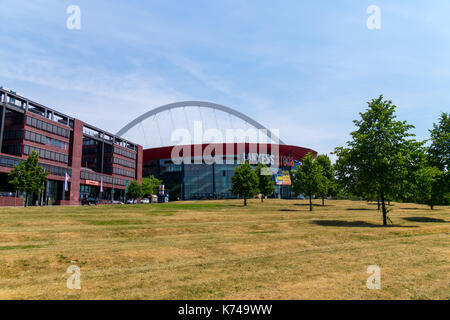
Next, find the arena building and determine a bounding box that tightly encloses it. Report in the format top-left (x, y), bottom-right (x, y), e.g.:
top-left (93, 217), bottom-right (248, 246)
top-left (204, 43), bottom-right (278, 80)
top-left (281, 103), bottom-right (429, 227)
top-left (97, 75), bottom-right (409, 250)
top-left (143, 142), bottom-right (317, 200)
top-left (0, 87), bottom-right (142, 206)
top-left (118, 101), bottom-right (318, 201)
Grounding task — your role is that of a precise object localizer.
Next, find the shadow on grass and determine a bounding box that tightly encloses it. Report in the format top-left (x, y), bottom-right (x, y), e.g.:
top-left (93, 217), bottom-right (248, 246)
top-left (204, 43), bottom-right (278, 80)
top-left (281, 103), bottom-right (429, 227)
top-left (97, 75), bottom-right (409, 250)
top-left (403, 217), bottom-right (448, 223)
top-left (346, 208), bottom-right (378, 211)
top-left (311, 220), bottom-right (419, 228)
top-left (294, 204), bottom-right (333, 207)
top-left (279, 209), bottom-right (301, 212)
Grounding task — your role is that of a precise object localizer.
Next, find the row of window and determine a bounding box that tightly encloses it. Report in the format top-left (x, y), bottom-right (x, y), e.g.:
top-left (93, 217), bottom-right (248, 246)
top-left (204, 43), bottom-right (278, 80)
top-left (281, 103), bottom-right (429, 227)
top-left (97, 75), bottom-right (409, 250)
top-left (24, 130), bottom-right (69, 151)
top-left (0, 154), bottom-right (70, 177)
top-left (113, 157), bottom-right (136, 169)
top-left (114, 146), bottom-right (136, 160)
top-left (26, 116), bottom-right (70, 138)
top-left (82, 138), bottom-right (98, 146)
top-left (0, 155), bottom-right (21, 168)
top-left (113, 167), bottom-right (136, 178)
top-left (80, 171), bottom-right (128, 186)
top-left (41, 164), bottom-right (71, 177)
top-left (2, 129), bottom-right (23, 141)
top-left (2, 144), bottom-right (22, 155)
top-left (23, 145), bottom-right (69, 164)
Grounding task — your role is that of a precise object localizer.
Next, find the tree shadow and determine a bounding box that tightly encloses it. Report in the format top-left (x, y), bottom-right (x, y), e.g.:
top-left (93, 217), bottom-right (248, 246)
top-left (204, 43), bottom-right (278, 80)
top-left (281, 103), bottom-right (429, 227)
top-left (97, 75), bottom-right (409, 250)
top-left (294, 203), bottom-right (333, 207)
top-left (279, 209), bottom-right (301, 212)
top-left (403, 217), bottom-right (448, 223)
top-left (311, 220), bottom-right (418, 228)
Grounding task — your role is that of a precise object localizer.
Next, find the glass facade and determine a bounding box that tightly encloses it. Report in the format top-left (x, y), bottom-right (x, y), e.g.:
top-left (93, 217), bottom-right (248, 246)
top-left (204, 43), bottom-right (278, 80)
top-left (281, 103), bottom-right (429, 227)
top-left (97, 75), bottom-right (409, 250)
top-left (144, 156), bottom-right (296, 201)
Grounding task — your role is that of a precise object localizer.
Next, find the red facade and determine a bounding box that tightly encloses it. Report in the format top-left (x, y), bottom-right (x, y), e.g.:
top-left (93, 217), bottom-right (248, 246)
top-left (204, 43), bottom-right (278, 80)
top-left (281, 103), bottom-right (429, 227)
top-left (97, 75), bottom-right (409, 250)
top-left (0, 88), bottom-right (142, 206)
top-left (143, 142), bottom-right (317, 163)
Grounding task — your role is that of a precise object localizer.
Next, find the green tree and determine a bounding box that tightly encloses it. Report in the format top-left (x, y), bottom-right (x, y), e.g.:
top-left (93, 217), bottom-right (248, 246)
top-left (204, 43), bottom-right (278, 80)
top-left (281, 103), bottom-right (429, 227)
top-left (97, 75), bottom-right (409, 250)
top-left (334, 95), bottom-right (423, 225)
top-left (427, 112), bottom-right (450, 208)
top-left (126, 180), bottom-right (142, 200)
top-left (254, 163), bottom-right (276, 202)
top-left (315, 154), bottom-right (334, 206)
top-left (231, 162), bottom-right (259, 206)
top-left (291, 153), bottom-right (326, 211)
top-left (411, 166), bottom-right (443, 209)
top-left (8, 151), bottom-right (49, 207)
top-left (141, 176), bottom-right (162, 197)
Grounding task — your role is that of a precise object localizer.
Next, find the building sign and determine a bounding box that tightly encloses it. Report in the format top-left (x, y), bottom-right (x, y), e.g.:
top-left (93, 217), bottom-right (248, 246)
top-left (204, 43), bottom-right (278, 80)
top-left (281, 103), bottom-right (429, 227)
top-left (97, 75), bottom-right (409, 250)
top-left (275, 171), bottom-right (291, 185)
top-left (239, 153), bottom-right (295, 167)
top-left (240, 153), bottom-right (275, 165)
top-left (279, 156), bottom-right (294, 167)
top-left (85, 180), bottom-right (100, 186)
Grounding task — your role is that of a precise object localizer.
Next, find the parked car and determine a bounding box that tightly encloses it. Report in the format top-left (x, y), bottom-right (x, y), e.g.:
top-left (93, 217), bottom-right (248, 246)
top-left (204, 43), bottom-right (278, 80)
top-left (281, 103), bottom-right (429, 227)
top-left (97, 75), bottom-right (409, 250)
top-left (81, 195), bottom-right (98, 206)
top-left (141, 198), bottom-right (150, 204)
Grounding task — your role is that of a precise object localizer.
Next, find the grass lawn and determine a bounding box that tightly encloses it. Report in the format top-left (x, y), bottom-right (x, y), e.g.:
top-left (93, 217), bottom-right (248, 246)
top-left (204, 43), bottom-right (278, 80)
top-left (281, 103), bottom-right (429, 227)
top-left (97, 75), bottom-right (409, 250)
top-left (0, 199), bottom-right (448, 300)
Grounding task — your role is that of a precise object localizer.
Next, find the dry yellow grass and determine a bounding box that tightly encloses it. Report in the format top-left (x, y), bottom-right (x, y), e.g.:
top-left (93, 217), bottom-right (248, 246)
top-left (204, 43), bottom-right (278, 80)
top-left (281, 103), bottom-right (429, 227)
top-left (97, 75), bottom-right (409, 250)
top-left (0, 199), bottom-right (448, 300)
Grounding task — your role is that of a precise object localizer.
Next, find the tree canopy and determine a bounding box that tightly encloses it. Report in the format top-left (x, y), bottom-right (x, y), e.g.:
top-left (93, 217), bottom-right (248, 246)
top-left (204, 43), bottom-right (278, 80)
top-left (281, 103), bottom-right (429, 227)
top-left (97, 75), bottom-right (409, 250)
top-left (231, 162), bottom-right (259, 206)
top-left (142, 176), bottom-right (162, 197)
top-left (126, 180), bottom-right (142, 200)
top-left (291, 153), bottom-right (327, 211)
top-left (425, 112), bottom-right (450, 208)
top-left (314, 154), bottom-right (335, 205)
top-left (8, 151), bottom-right (49, 207)
top-left (334, 95), bottom-right (423, 225)
top-left (254, 163), bottom-right (275, 202)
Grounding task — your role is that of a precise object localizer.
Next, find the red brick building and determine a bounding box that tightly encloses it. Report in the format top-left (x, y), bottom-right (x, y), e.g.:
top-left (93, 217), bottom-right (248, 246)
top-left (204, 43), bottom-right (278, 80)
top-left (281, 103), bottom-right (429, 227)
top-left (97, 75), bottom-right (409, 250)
top-left (0, 87), bottom-right (142, 206)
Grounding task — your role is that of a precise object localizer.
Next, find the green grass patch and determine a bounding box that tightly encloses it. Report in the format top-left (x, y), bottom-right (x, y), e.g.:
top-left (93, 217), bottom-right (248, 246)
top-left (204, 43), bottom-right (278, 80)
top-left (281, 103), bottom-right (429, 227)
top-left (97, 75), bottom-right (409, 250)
top-left (0, 244), bottom-right (44, 251)
top-left (81, 219), bottom-right (146, 226)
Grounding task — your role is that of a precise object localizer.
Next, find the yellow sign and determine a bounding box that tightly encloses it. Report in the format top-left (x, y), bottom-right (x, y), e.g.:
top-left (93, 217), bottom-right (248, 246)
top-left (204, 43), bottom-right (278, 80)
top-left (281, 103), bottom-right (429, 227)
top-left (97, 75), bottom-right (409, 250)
top-left (276, 171), bottom-right (291, 185)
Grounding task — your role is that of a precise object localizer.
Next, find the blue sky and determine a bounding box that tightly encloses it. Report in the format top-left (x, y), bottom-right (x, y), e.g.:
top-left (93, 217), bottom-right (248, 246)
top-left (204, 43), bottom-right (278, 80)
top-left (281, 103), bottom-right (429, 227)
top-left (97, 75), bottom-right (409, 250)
top-left (1, 0), bottom-right (449, 157)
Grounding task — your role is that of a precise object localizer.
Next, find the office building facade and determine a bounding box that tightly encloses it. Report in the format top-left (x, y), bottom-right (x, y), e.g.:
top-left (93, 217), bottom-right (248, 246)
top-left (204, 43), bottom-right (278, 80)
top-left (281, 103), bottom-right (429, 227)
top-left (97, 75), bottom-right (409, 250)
top-left (0, 87), bottom-right (142, 206)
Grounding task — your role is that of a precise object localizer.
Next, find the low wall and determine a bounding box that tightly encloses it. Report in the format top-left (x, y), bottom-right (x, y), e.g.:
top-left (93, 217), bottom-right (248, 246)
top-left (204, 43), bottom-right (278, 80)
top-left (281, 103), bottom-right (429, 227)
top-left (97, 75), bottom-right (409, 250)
top-left (0, 196), bottom-right (24, 207)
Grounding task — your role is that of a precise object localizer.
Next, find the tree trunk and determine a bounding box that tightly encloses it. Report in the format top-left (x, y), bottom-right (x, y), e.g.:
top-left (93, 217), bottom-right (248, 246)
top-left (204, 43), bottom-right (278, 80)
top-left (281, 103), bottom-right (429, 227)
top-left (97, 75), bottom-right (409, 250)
top-left (380, 190), bottom-right (387, 226)
top-left (24, 193), bottom-right (28, 207)
top-left (309, 193), bottom-right (313, 211)
top-left (322, 196), bottom-right (325, 206)
top-left (377, 197), bottom-right (380, 211)
top-left (244, 198), bottom-right (247, 206)
top-left (430, 204), bottom-right (434, 210)
top-left (261, 196), bottom-right (264, 203)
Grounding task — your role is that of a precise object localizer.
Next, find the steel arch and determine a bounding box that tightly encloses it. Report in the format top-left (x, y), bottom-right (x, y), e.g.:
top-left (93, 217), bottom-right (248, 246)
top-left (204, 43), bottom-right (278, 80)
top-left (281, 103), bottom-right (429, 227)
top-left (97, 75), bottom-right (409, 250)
top-left (116, 101), bottom-right (285, 145)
